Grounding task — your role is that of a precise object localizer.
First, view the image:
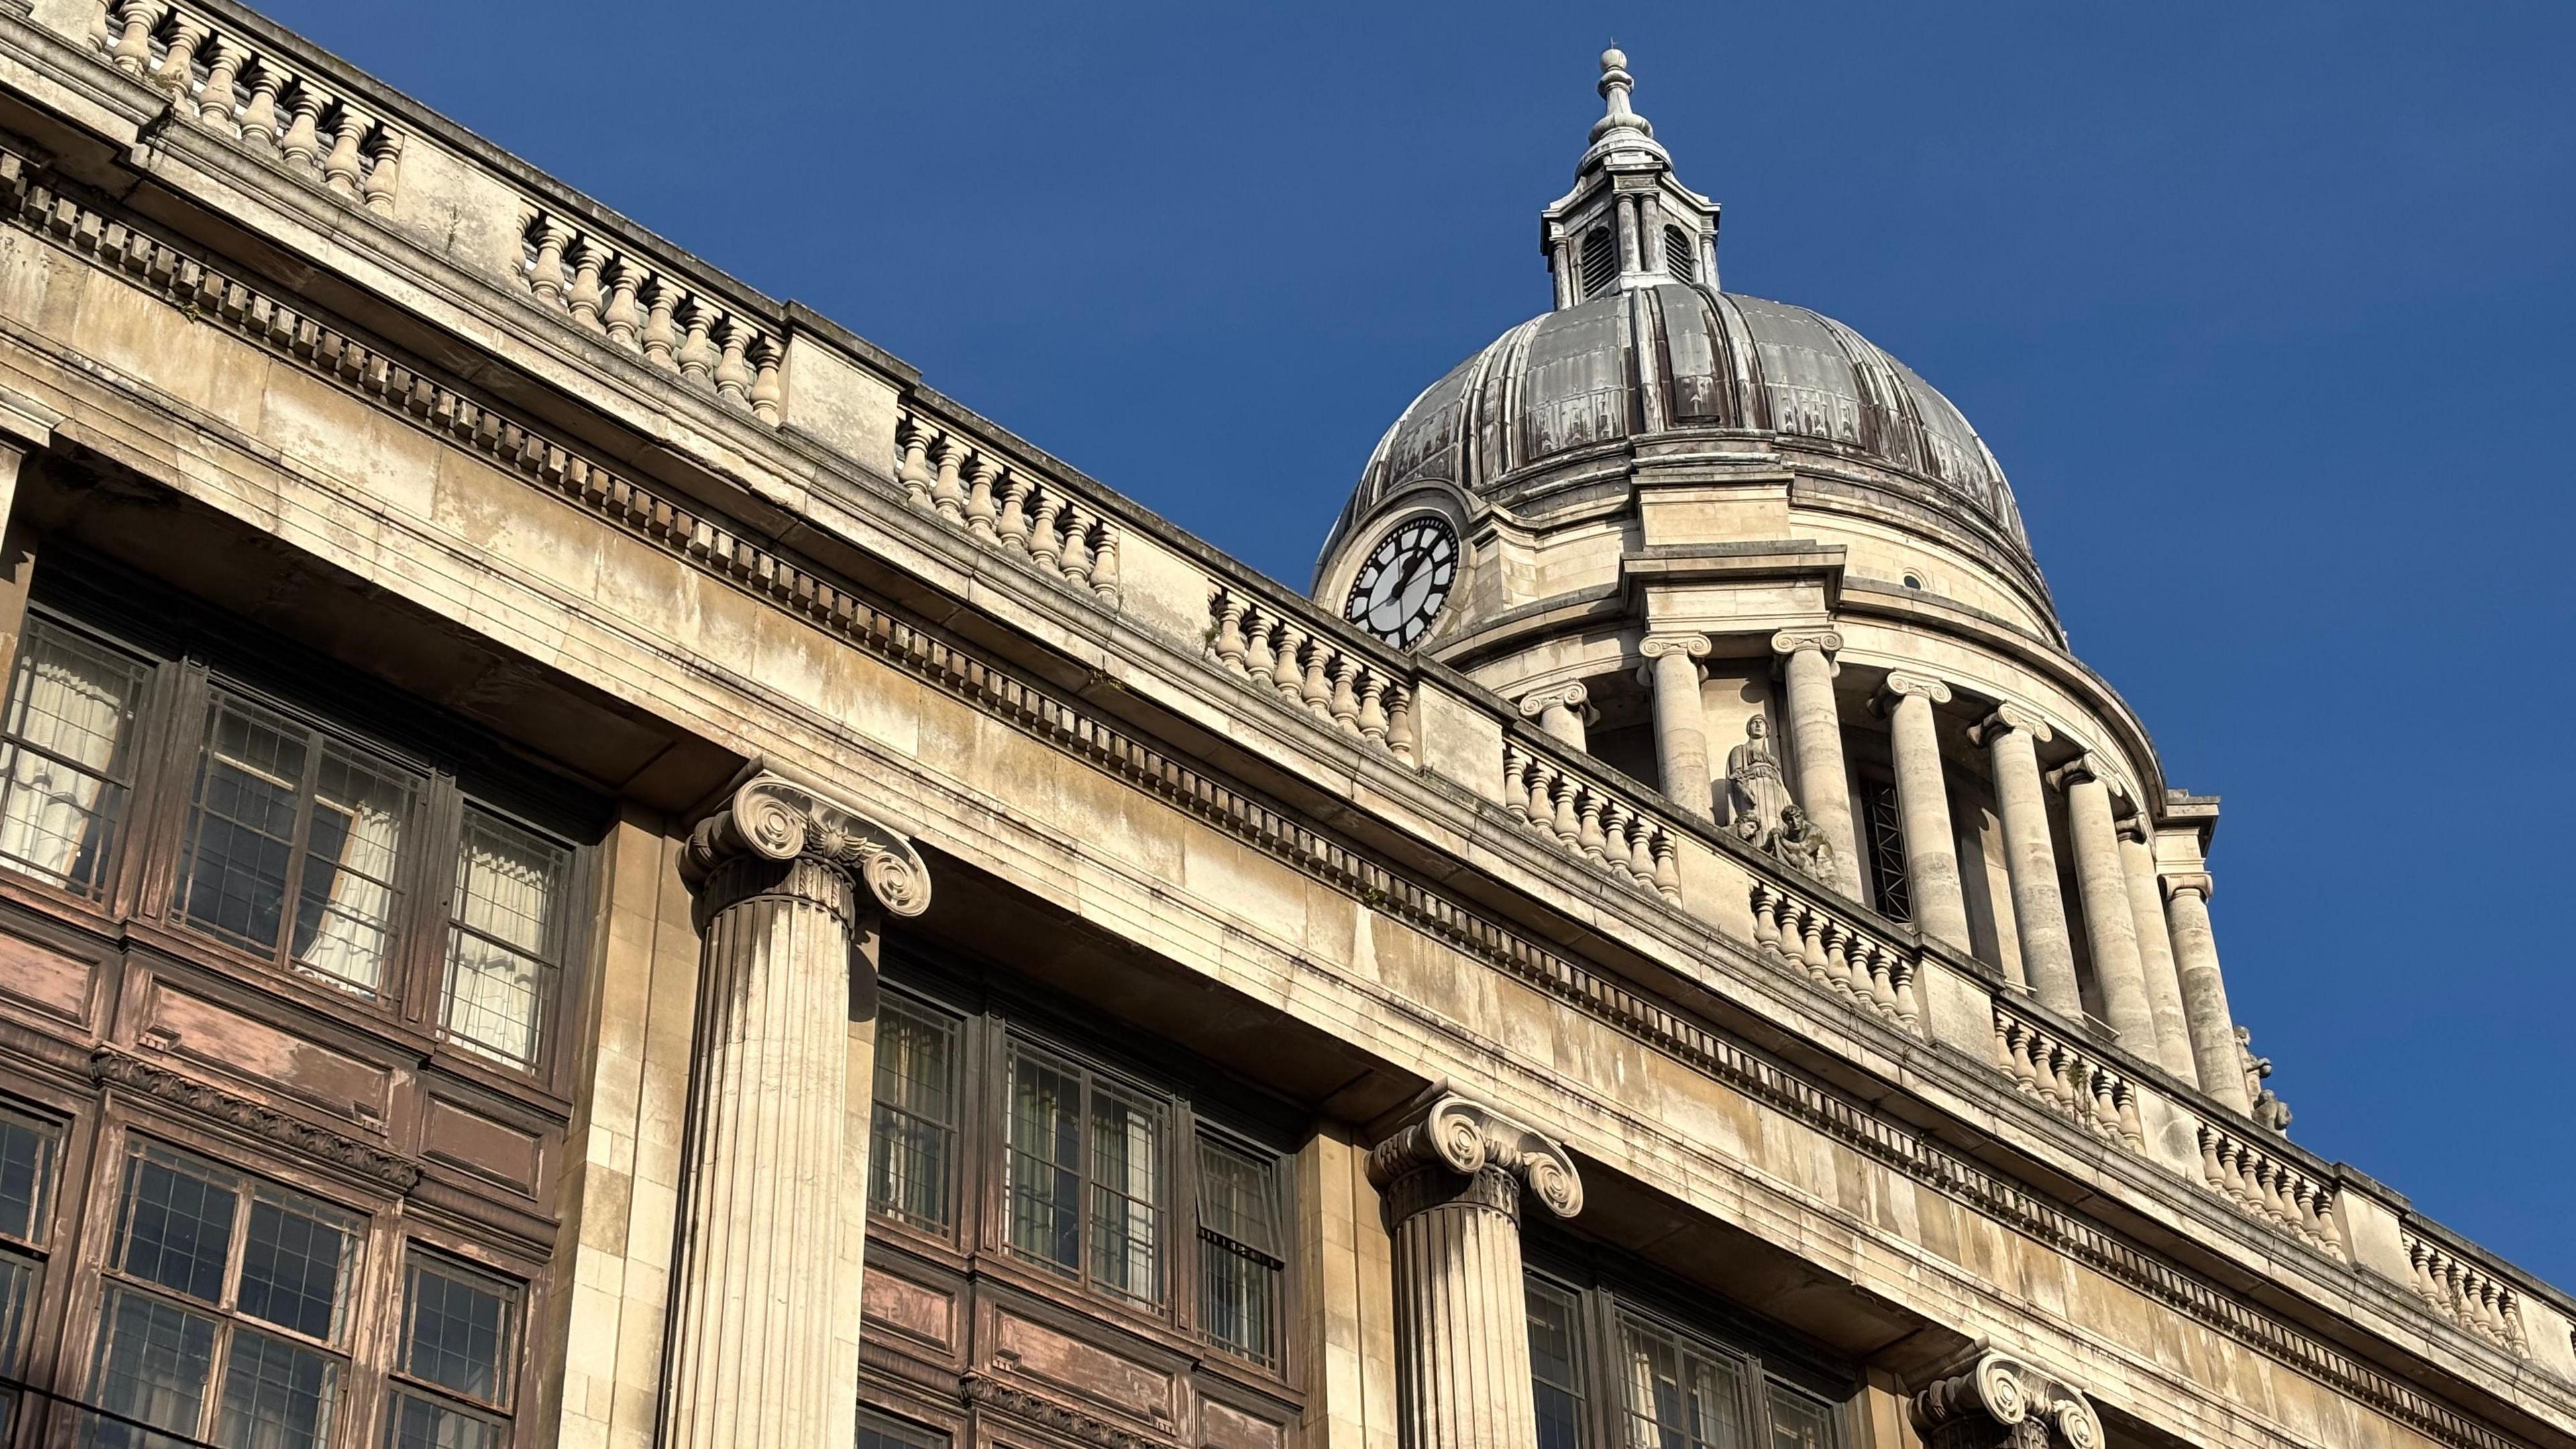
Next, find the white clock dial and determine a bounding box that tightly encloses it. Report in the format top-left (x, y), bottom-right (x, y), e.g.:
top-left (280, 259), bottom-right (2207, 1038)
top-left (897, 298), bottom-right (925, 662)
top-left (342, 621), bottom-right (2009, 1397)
top-left (1342, 517), bottom-right (1458, 647)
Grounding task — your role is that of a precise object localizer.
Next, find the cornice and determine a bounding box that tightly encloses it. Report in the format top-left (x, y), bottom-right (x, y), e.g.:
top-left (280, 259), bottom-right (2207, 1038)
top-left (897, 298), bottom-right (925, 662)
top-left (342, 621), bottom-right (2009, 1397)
top-left (0, 103), bottom-right (2566, 1449)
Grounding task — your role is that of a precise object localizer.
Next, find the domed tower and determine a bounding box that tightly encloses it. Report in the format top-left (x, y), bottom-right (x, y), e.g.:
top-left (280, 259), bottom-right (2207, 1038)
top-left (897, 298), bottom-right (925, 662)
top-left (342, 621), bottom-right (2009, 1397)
top-left (1316, 50), bottom-right (2251, 1108)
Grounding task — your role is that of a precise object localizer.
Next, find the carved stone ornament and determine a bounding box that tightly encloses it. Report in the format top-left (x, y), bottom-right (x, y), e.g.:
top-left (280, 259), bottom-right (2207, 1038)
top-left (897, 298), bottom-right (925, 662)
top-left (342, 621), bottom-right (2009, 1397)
top-left (960, 1373), bottom-right (1163, 1449)
top-left (2161, 871), bottom-right (2214, 903)
top-left (1366, 1090), bottom-right (1583, 1222)
top-left (1969, 702), bottom-right (2054, 747)
top-left (89, 1047), bottom-right (422, 1191)
top-left (1878, 669), bottom-right (1953, 706)
top-left (1909, 1352), bottom-right (2105, 1449)
top-left (1516, 680), bottom-right (1593, 720)
top-left (1768, 627), bottom-right (1843, 657)
top-left (1768, 802), bottom-right (1837, 883)
top-left (680, 770), bottom-right (931, 920)
top-left (2238, 1025), bottom-right (2294, 1134)
top-left (1637, 632), bottom-right (1712, 686)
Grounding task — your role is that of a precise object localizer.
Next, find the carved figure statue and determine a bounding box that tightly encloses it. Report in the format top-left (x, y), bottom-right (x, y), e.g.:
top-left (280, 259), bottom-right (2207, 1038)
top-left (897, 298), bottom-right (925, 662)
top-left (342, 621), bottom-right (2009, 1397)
top-left (1770, 802), bottom-right (1835, 883)
top-left (1725, 714), bottom-right (1792, 843)
top-left (2237, 1025), bottom-right (2293, 1134)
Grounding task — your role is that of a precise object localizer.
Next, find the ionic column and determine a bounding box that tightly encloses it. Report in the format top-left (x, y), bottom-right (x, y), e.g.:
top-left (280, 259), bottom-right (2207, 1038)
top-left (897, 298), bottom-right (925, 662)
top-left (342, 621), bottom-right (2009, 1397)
top-left (1874, 672), bottom-right (1971, 951)
top-left (1969, 705), bottom-right (2079, 1016)
top-left (1367, 1093), bottom-right (1582, 1449)
top-left (1638, 633), bottom-right (1713, 818)
top-left (1909, 1352), bottom-right (2104, 1449)
top-left (661, 774), bottom-right (932, 1449)
top-left (2118, 820), bottom-right (2198, 1081)
top-left (2051, 756), bottom-right (2153, 1051)
top-left (1517, 681), bottom-right (1591, 753)
top-left (2163, 873), bottom-right (2253, 1114)
top-left (1771, 629), bottom-right (1862, 897)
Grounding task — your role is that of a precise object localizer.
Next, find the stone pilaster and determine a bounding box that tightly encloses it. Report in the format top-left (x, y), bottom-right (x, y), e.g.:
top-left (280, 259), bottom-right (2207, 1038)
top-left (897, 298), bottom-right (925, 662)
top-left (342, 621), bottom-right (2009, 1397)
top-left (1874, 671), bottom-right (1971, 951)
top-left (2051, 757), bottom-right (2153, 1051)
top-left (1909, 1352), bottom-right (2105, 1449)
top-left (1366, 1093), bottom-right (1582, 1449)
top-left (1639, 633), bottom-right (1713, 819)
top-left (660, 773), bottom-right (931, 1449)
top-left (1771, 629), bottom-right (1861, 896)
top-left (1517, 681), bottom-right (1592, 752)
top-left (1970, 704), bottom-right (2078, 1016)
top-left (2162, 872), bottom-right (2253, 1114)
top-left (2117, 819), bottom-right (2198, 1081)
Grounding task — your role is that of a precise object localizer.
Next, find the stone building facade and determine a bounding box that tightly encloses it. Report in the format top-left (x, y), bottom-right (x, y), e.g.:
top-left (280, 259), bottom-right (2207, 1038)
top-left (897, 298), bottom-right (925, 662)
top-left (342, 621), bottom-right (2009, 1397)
top-left (0, 12), bottom-right (2557, 1449)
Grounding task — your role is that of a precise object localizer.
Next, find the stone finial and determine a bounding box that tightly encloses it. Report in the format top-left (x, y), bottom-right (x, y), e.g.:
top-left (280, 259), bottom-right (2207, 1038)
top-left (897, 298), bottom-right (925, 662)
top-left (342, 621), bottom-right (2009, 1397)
top-left (1968, 702), bottom-right (2053, 746)
top-left (1909, 1352), bottom-right (2104, 1449)
top-left (682, 770), bottom-right (932, 921)
top-left (1366, 1091), bottom-right (1582, 1223)
top-left (1591, 47), bottom-right (1657, 146)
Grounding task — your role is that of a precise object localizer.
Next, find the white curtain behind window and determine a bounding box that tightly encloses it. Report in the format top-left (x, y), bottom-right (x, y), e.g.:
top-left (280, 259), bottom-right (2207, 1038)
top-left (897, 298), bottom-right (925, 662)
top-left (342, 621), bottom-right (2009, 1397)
top-left (0, 632), bottom-right (131, 882)
top-left (297, 798), bottom-right (403, 993)
top-left (443, 819), bottom-right (557, 1065)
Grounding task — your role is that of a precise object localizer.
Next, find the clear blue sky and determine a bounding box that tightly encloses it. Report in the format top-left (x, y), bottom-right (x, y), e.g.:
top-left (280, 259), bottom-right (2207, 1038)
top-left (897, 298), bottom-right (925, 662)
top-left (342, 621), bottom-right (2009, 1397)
top-left (260, 2), bottom-right (2575, 1286)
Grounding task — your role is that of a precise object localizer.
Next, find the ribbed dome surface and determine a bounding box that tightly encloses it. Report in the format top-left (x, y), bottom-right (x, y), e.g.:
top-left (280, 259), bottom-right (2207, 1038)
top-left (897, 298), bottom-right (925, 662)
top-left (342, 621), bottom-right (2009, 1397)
top-left (1333, 282), bottom-right (2027, 562)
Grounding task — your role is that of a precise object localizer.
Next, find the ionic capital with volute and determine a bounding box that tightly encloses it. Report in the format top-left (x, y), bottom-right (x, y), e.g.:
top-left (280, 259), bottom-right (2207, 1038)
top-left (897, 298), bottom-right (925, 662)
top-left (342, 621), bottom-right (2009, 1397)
top-left (1516, 680), bottom-right (1593, 721)
top-left (1636, 631), bottom-right (1711, 682)
top-left (2161, 871), bottom-right (2214, 903)
top-left (1968, 702), bottom-right (2054, 746)
top-left (1769, 627), bottom-right (1843, 665)
top-left (1909, 1352), bottom-right (2105, 1449)
top-left (681, 771), bottom-right (934, 926)
top-left (1366, 1091), bottom-right (1584, 1226)
top-left (2044, 753), bottom-right (2129, 802)
top-left (1875, 669), bottom-right (1953, 709)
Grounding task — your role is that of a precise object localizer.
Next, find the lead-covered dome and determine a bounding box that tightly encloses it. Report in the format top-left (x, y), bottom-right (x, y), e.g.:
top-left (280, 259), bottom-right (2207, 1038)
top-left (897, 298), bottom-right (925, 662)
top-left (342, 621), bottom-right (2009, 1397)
top-left (1324, 281), bottom-right (2032, 582)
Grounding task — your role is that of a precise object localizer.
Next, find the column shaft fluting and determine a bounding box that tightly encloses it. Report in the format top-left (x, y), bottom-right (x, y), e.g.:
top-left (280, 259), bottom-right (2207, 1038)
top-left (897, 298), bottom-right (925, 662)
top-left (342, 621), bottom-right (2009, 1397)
top-left (2061, 764), bottom-right (2153, 1049)
top-left (1777, 637), bottom-right (1862, 896)
top-left (1368, 1095), bottom-right (1582, 1449)
top-left (1881, 677), bottom-right (1970, 950)
top-left (1978, 710), bottom-right (2079, 1015)
top-left (1642, 636), bottom-right (1713, 818)
top-left (2118, 828), bottom-right (2198, 1081)
top-left (662, 855), bottom-right (867, 1449)
top-left (2164, 877), bottom-right (2253, 1112)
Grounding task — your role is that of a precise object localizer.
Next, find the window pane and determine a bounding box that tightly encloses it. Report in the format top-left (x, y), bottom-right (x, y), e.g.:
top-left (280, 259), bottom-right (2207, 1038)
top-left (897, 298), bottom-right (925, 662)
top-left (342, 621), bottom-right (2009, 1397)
top-left (0, 1107), bottom-right (58, 1244)
top-left (855, 1407), bottom-right (947, 1449)
top-left (442, 811), bottom-right (568, 1067)
top-left (0, 1246), bottom-right (35, 1377)
top-left (92, 1287), bottom-right (218, 1446)
top-left (867, 1000), bottom-right (955, 1230)
top-left (402, 1256), bottom-right (517, 1407)
top-left (119, 1148), bottom-right (239, 1303)
top-left (1198, 1139), bottom-right (1279, 1366)
top-left (1618, 1318), bottom-right (1746, 1449)
top-left (1005, 1051), bottom-right (1082, 1277)
top-left (1088, 1084), bottom-right (1161, 1305)
top-left (1765, 1385), bottom-right (1836, 1449)
top-left (1527, 1280), bottom-right (1585, 1449)
top-left (237, 1191), bottom-right (354, 1342)
top-left (0, 620), bottom-right (146, 894)
top-left (216, 1328), bottom-right (338, 1449)
top-left (385, 1391), bottom-right (504, 1449)
top-left (180, 696), bottom-right (312, 957)
top-left (289, 742), bottom-right (413, 991)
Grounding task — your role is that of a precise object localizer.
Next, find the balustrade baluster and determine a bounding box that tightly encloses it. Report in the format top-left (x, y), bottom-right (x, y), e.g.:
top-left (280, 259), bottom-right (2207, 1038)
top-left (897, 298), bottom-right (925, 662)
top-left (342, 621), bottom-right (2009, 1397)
top-left (641, 281), bottom-right (679, 368)
top-left (929, 436), bottom-right (968, 524)
top-left (713, 317), bottom-right (753, 402)
top-left (964, 455), bottom-right (1000, 541)
top-left (566, 241), bottom-right (606, 329)
top-left (1088, 528), bottom-right (1119, 602)
top-left (1329, 658), bottom-right (1362, 733)
top-left (1212, 592), bottom-right (1249, 672)
top-left (896, 419), bottom-right (934, 508)
top-left (996, 470), bottom-right (1032, 547)
top-left (362, 132), bottom-right (402, 213)
top-left (110, 1), bottom-right (154, 74)
top-left (278, 84), bottom-right (322, 169)
top-left (601, 261), bottom-right (641, 347)
top-left (748, 339), bottom-right (783, 423)
top-left (199, 38), bottom-right (244, 125)
top-left (237, 60), bottom-right (282, 146)
top-left (1356, 672), bottom-right (1389, 743)
top-left (323, 106), bottom-right (369, 195)
top-left (676, 303), bottom-right (716, 381)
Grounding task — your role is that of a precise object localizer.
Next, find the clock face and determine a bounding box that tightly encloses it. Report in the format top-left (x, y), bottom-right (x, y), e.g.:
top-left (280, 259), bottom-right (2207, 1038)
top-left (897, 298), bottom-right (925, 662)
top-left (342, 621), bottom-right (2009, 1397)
top-left (1343, 517), bottom-right (1459, 647)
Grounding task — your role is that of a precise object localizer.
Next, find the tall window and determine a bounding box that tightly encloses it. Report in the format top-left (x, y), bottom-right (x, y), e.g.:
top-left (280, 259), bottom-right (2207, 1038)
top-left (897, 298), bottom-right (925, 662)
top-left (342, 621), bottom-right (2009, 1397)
top-left (89, 1142), bottom-right (358, 1449)
top-left (441, 810), bottom-right (572, 1068)
top-left (0, 1106), bottom-right (62, 1437)
top-left (1859, 780), bottom-right (1910, 925)
top-left (176, 691), bottom-right (420, 996)
top-left (1195, 1137), bottom-right (1282, 1367)
top-left (384, 1252), bottom-right (519, 1449)
top-left (1004, 1043), bottom-right (1163, 1307)
top-left (0, 617), bottom-right (148, 897)
top-left (1525, 1270), bottom-right (1844, 1449)
top-left (869, 998), bottom-right (959, 1233)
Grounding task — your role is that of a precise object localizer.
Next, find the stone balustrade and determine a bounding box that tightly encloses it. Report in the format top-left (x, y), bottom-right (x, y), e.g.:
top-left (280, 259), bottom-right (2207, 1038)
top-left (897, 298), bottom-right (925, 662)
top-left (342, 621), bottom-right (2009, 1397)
top-left (1210, 586), bottom-right (1415, 761)
top-left (1988, 1003), bottom-right (2143, 1149)
top-left (899, 410), bottom-right (1124, 604)
top-left (519, 213), bottom-right (784, 423)
top-left (2406, 1230), bottom-right (2531, 1356)
top-left (96, 1), bottom-right (404, 211)
top-left (1503, 743), bottom-right (1682, 905)
top-left (1751, 879), bottom-right (1922, 1033)
top-left (2194, 1122), bottom-right (2346, 1260)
